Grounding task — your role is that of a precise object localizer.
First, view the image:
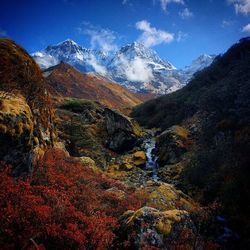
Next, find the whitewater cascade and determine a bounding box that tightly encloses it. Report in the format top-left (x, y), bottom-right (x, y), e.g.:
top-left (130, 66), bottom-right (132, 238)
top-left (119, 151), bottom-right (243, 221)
top-left (144, 137), bottom-right (159, 181)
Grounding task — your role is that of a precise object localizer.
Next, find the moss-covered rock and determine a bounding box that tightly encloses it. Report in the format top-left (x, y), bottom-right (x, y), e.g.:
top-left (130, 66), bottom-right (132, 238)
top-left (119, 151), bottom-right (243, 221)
top-left (145, 182), bottom-right (198, 212)
top-left (132, 151), bottom-right (146, 166)
top-left (56, 101), bottom-right (111, 169)
top-left (0, 92), bottom-right (34, 175)
top-left (78, 156), bottom-right (102, 174)
top-left (0, 39), bottom-right (55, 175)
top-left (119, 206), bottom-right (197, 249)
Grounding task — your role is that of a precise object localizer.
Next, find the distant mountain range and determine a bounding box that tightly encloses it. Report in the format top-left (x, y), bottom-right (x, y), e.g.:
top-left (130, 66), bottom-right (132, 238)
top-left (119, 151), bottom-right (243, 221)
top-left (33, 39), bottom-right (216, 94)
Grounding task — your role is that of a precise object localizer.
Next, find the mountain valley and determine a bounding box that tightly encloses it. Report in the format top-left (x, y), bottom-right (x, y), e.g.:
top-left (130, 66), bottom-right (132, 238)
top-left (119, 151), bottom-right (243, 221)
top-left (0, 35), bottom-right (249, 250)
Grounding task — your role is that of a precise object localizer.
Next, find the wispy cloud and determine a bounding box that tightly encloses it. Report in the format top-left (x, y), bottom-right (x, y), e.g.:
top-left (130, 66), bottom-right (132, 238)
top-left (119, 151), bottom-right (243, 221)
top-left (87, 55), bottom-right (107, 75)
top-left (135, 20), bottom-right (174, 47)
top-left (176, 31), bottom-right (188, 42)
top-left (157, 0), bottom-right (184, 12)
top-left (122, 0), bottom-right (132, 5)
top-left (228, 0), bottom-right (250, 15)
top-left (77, 22), bottom-right (118, 53)
top-left (179, 8), bottom-right (193, 19)
top-left (242, 23), bottom-right (250, 32)
top-left (221, 19), bottom-right (235, 28)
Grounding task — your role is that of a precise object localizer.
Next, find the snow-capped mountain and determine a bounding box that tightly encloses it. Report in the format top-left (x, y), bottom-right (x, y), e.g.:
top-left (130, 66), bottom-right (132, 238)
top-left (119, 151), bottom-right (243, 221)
top-left (32, 39), bottom-right (215, 94)
top-left (32, 39), bottom-right (108, 74)
top-left (107, 42), bottom-right (183, 94)
top-left (178, 54), bottom-right (216, 84)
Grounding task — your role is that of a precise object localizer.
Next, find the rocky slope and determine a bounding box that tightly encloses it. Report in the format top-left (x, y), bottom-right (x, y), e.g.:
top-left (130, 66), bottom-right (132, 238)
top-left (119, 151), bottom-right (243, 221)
top-left (44, 62), bottom-right (143, 113)
top-left (132, 37), bottom-right (250, 248)
top-left (55, 98), bottom-right (143, 168)
top-left (0, 39), bottom-right (54, 175)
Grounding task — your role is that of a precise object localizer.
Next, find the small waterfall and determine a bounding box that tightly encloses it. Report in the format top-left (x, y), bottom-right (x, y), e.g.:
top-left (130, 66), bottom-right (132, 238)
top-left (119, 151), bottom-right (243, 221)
top-left (145, 138), bottom-right (159, 181)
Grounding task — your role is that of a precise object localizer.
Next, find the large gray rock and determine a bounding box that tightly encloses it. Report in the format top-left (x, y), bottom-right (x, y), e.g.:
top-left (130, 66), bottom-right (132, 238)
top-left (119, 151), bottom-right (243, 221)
top-left (104, 108), bottom-right (142, 152)
top-left (155, 125), bottom-right (190, 166)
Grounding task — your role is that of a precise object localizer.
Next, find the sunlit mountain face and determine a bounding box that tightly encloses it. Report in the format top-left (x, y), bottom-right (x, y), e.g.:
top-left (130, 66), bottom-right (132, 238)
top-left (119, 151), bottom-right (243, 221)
top-left (1, 0), bottom-right (250, 249)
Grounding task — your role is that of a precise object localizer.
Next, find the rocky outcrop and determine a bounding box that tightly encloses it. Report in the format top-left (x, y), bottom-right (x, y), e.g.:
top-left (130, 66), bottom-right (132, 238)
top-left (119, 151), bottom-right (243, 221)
top-left (105, 108), bottom-right (142, 152)
top-left (144, 182), bottom-right (198, 212)
top-left (56, 98), bottom-right (113, 168)
top-left (0, 93), bottom-right (34, 175)
top-left (0, 39), bottom-right (55, 175)
top-left (155, 125), bottom-right (190, 165)
top-left (119, 206), bottom-right (197, 249)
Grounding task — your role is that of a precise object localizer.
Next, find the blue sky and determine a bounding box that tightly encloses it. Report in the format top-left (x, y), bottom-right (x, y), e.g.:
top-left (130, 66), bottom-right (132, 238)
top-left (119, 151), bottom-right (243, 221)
top-left (1, 0), bottom-right (250, 68)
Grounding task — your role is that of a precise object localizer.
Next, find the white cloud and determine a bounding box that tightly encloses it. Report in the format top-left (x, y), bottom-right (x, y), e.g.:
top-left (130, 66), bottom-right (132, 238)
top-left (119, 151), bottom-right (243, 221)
top-left (77, 22), bottom-right (118, 53)
top-left (242, 23), bottom-right (250, 32)
top-left (176, 31), bottom-right (188, 42)
top-left (118, 54), bottom-right (153, 82)
top-left (87, 55), bottom-right (107, 75)
top-left (127, 57), bottom-right (153, 82)
top-left (32, 53), bottom-right (59, 69)
top-left (135, 20), bottom-right (174, 47)
top-left (228, 0), bottom-right (250, 15)
top-left (179, 8), bottom-right (193, 19)
top-left (158, 0), bottom-right (184, 12)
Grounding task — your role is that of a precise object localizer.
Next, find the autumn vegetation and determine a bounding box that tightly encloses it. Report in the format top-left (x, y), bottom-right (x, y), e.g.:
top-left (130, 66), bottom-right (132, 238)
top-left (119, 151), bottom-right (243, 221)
top-left (0, 148), bottom-right (148, 249)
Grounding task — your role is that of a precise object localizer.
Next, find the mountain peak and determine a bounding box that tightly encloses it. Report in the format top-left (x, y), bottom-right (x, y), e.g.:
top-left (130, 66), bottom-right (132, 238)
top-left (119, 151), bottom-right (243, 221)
top-left (192, 54), bottom-right (216, 65)
top-left (57, 39), bottom-right (78, 46)
top-left (121, 41), bottom-right (150, 53)
top-left (130, 41), bottom-right (144, 48)
top-left (196, 54), bottom-right (215, 60)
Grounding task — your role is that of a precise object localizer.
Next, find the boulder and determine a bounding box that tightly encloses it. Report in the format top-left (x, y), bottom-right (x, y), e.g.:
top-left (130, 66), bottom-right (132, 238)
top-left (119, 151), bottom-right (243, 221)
top-left (155, 125), bottom-right (190, 165)
top-left (144, 182), bottom-right (198, 212)
top-left (132, 151), bottom-right (146, 166)
top-left (119, 206), bottom-right (197, 249)
top-left (104, 108), bottom-right (142, 152)
top-left (78, 156), bottom-right (102, 174)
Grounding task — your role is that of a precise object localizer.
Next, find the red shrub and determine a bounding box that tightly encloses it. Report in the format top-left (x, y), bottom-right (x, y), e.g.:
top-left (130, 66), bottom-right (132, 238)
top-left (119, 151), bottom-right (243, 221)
top-left (0, 149), bottom-right (146, 249)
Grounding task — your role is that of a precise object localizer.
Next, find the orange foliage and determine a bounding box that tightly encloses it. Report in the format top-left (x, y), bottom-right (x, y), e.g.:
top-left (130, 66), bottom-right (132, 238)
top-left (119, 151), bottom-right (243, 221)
top-left (46, 62), bottom-right (142, 113)
top-left (0, 149), bottom-right (146, 249)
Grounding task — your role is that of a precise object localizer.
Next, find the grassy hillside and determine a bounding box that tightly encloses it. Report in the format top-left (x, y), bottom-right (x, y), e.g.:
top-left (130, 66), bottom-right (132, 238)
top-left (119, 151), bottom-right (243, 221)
top-left (45, 62), bottom-right (143, 113)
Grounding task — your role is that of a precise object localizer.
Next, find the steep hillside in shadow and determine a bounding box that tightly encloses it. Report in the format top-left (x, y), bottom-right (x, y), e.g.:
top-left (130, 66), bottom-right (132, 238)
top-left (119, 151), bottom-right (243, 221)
top-left (132, 37), bottom-right (250, 248)
top-left (132, 37), bottom-right (250, 130)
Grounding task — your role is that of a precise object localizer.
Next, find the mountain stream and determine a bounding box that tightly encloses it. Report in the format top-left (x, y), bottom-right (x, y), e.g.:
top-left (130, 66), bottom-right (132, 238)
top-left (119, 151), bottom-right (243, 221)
top-left (144, 137), bottom-right (159, 181)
